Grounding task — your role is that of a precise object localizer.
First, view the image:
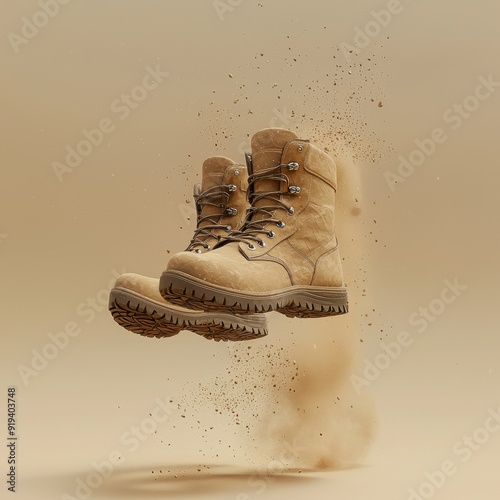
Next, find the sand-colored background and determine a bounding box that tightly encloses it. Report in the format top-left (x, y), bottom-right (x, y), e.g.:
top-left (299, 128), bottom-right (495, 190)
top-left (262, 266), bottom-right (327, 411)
top-left (1, 1), bottom-right (499, 499)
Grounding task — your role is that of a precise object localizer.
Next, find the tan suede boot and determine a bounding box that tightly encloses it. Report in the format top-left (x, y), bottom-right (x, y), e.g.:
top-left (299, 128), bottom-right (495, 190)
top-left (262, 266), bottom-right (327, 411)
top-left (109, 157), bottom-right (268, 342)
top-left (160, 129), bottom-right (348, 318)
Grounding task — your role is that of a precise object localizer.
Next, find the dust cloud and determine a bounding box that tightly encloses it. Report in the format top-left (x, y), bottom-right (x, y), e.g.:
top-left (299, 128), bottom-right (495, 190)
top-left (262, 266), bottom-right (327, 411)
top-left (249, 150), bottom-right (377, 470)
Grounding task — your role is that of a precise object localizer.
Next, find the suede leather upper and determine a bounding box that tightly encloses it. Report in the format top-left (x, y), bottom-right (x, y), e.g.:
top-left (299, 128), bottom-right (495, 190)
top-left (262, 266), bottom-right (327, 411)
top-left (165, 128), bottom-right (345, 292)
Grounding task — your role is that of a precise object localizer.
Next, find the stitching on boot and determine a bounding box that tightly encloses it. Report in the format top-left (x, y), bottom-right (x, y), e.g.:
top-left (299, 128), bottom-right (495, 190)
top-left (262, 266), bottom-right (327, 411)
top-left (284, 239), bottom-right (315, 269)
top-left (247, 253), bottom-right (295, 286)
top-left (311, 245), bottom-right (341, 286)
top-left (303, 148), bottom-right (337, 191)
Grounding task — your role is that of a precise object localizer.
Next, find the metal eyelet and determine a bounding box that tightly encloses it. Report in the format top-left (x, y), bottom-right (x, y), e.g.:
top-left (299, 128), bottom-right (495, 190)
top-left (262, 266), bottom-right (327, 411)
top-left (228, 184), bottom-right (237, 192)
top-left (247, 243), bottom-right (256, 250)
top-left (258, 240), bottom-right (266, 248)
top-left (194, 249), bottom-right (202, 254)
top-left (226, 207), bottom-right (237, 215)
top-left (234, 170), bottom-right (240, 176)
top-left (276, 221), bottom-right (286, 228)
top-left (287, 162), bottom-right (299, 171)
top-left (289, 185), bottom-right (301, 194)
top-left (226, 225), bottom-right (232, 231)
top-left (297, 145), bottom-right (303, 152)
top-left (205, 244), bottom-right (211, 250)
top-left (287, 207), bottom-right (295, 215)
top-left (267, 230), bottom-right (275, 239)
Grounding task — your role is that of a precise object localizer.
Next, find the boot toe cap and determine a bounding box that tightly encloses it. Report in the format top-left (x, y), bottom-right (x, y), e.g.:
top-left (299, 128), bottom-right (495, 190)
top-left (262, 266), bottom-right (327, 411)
top-left (165, 245), bottom-right (291, 292)
top-left (113, 273), bottom-right (162, 301)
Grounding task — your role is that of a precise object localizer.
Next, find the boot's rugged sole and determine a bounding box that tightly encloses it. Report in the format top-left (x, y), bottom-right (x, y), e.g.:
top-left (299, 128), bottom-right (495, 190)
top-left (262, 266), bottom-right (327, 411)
top-left (160, 271), bottom-right (349, 318)
top-left (108, 287), bottom-right (267, 342)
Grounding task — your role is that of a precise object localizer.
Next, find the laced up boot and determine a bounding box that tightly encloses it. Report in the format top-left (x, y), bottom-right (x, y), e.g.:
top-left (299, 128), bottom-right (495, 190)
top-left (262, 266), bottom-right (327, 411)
top-left (109, 156), bottom-right (268, 342)
top-left (160, 128), bottom-right (348, 319)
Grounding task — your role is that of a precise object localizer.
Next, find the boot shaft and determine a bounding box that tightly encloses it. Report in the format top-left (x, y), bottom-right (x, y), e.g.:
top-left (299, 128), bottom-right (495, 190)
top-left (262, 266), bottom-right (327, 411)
top-left (231, 128), bottom-right (343, 287)
top-left (242, 128), bottom-right (338, 238)
top-left (187, 157), bottom-right (249, 252)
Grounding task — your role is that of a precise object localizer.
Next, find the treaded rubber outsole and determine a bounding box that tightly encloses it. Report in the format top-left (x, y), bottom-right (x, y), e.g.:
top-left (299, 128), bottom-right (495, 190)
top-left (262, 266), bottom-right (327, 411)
top-left (160, 271), bottom-right (349, 319)
top-left (108, 289), bottom-right (267, 342)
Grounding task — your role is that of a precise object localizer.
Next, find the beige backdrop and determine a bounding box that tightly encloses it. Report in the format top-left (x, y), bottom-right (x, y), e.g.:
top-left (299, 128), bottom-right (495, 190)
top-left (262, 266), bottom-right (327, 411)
top-left (1, 1), bottom-right (499, 499)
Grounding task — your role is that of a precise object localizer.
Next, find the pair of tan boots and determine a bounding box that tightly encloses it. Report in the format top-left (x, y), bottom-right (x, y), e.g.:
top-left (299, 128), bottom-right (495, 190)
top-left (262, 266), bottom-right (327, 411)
top-left (108, 128), bottom-right (348, 342)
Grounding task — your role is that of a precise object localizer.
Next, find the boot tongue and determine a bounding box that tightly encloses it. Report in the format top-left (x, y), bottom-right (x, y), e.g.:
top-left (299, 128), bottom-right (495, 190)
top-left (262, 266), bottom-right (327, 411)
top-left (198, 156), bottom-right (235, 228)
top-left (249, 128), bottom-right (298, 222)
